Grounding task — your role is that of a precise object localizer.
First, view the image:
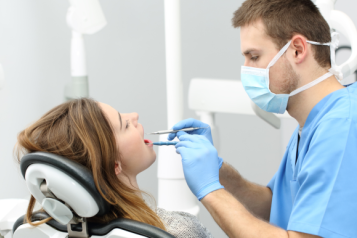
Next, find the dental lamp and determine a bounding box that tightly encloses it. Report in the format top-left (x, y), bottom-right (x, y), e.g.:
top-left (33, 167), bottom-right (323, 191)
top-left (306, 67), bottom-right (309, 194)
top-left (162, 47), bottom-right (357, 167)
top-left (65, 0), bottom-right (107, 100)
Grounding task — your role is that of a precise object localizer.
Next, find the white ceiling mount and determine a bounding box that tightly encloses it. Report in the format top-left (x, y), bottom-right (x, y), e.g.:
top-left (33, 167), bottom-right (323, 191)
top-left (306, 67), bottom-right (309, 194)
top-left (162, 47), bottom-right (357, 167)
top-left (66, 0), bottom-right (107, 35)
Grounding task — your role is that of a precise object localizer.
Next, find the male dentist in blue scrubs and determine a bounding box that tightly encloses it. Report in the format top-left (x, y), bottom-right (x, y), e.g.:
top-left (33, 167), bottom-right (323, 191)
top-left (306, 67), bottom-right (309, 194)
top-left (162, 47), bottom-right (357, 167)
top-left (169, 0), bottom-right (357, 237)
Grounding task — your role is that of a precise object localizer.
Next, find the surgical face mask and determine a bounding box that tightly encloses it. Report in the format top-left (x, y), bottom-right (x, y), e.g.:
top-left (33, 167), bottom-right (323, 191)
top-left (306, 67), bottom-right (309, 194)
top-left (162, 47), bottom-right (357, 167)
top-left (241, 32), bottom-right (341, 114)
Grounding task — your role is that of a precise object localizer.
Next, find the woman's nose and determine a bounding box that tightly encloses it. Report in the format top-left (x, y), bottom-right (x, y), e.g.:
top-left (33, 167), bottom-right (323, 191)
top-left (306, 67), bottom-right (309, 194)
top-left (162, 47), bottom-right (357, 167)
top-left (130, 113), bottom-right (139, 126)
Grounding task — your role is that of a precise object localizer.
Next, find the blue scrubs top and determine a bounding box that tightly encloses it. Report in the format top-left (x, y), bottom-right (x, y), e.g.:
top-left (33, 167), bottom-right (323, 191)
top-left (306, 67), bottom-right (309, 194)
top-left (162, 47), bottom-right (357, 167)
top-left (268, 82), bottom-right (357, 238)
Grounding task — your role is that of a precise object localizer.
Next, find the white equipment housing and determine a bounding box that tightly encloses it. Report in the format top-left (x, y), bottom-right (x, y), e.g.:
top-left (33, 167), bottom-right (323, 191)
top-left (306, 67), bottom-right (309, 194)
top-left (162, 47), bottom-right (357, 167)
top-left (0, 200), bottom-right (29, 238)
top-left (157, 0), bottom-right (199, 216)
top-left (188, 78), bottom-right (295, 156)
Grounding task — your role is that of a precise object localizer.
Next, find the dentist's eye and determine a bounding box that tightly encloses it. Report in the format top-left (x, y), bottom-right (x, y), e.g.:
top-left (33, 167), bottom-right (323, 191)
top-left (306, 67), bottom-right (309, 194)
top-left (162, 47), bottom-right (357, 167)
top-left (251, 56), bottom-right (259, 61)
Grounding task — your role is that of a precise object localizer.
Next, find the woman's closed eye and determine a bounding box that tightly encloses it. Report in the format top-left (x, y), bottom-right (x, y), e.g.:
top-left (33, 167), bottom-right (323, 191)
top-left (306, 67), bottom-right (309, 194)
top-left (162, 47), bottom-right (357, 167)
top-left (126, 120), bottom-right (130, 129)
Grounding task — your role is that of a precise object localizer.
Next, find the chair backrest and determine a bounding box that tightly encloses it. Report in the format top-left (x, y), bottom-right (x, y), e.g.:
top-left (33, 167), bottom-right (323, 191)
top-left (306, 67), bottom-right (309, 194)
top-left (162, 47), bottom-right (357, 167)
top-left (16, 152), bottom-right (175, 238)
top-left (20, 152), bottom-right (110, 224)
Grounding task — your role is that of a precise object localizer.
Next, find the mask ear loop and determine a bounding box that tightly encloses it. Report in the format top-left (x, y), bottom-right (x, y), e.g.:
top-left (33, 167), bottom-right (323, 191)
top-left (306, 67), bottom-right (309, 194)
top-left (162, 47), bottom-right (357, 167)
top-left (267, 40), bottom-right (292, 69)
top-left (289, 72), bottom-right (333, 96)
top-left (290, 33), bottom-right (342, 96)
top-left (307, 32), bottom-right (342, 81)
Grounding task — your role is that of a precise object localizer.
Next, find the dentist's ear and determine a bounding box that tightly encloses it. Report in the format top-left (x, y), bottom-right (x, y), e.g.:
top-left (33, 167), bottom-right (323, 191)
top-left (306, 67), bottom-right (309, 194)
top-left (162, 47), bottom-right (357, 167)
top-left (290, 35), bottom-right (308, 65)
top-left (115, 161), bottom-right (122, 175)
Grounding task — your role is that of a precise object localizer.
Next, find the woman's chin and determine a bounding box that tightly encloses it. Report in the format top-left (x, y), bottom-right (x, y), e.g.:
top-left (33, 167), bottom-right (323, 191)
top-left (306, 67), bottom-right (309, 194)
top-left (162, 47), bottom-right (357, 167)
top-left (150, 151), bottom-right (157, 164)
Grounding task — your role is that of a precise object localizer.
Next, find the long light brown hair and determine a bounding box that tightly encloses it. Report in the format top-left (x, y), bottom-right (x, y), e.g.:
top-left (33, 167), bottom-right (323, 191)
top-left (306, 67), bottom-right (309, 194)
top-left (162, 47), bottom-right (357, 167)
top-left (15, 98), bottom-right (166, 230)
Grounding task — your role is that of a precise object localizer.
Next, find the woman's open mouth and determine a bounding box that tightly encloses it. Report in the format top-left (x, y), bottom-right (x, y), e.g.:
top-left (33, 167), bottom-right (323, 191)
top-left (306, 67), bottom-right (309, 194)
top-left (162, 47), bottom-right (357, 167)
top-left (144, 139), bottom-right (153, 147)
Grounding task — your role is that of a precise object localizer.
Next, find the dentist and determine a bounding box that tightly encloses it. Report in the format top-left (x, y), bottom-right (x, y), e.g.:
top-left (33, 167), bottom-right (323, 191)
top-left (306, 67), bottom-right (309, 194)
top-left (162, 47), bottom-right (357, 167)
top-left (169, 0), bottom-right (357, 237)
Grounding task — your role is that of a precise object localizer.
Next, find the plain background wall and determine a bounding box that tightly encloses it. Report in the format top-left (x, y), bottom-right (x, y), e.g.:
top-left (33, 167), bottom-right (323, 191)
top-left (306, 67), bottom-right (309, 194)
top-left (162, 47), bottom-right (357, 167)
top-left (0, 1), bottom-right (356, 237)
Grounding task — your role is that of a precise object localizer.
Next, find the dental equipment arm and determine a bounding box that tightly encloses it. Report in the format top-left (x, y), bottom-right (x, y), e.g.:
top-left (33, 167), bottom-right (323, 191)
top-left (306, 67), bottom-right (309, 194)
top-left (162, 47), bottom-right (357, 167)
top-left (65, 0), bottom-right (107, 100)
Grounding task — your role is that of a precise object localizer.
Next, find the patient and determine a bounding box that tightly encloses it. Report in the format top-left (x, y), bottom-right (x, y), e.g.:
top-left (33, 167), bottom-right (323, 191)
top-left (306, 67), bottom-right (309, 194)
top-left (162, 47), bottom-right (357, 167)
top-left (15, 98), bottom-right (214, 238)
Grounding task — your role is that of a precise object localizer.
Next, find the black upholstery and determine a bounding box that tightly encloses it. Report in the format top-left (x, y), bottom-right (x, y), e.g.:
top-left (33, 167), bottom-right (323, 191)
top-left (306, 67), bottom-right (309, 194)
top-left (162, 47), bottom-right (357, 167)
top-left (20, 152), bottom-right (111, 216)
top-left (13, 212), bottom-right (175, 238)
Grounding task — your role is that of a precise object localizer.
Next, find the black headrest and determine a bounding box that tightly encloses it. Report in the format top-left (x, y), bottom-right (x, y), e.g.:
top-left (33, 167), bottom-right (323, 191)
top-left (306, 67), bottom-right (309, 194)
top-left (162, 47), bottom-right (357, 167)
top-left (13, 212), bottom-right (175, 238)
top-left (20, 152), bottom-right (111, 216)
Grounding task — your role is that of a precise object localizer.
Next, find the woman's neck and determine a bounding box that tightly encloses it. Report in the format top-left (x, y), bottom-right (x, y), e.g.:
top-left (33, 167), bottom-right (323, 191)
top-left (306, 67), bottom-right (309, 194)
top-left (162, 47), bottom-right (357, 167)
top-left (117, 173), bottom-right (143, 199)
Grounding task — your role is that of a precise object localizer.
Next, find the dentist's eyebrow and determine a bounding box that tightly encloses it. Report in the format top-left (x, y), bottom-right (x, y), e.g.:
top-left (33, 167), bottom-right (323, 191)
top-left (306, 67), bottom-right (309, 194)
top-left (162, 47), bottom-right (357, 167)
top-left (242, 49), bottom-right (259, 56)
top-left (118, 112), bottom-right (122, 130)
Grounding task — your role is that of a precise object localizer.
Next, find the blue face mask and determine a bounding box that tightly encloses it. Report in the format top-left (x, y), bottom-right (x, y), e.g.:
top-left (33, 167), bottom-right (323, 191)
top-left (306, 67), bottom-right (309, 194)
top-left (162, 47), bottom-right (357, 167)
top-left (241, 32), bottom-right (341, 114)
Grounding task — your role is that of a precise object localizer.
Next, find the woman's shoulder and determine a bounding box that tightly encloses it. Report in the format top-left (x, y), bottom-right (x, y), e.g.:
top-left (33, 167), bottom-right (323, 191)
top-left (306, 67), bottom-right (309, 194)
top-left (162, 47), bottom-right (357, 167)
top-left (156, 207), bottom-right (214, 238)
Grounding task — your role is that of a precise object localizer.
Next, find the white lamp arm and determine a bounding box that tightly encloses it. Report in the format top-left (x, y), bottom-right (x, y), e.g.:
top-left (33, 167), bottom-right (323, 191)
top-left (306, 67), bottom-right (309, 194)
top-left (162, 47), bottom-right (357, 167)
top-left (316, 0), bottom-right (357, 79)
top-left (330, 10), bottom-right (357, 78)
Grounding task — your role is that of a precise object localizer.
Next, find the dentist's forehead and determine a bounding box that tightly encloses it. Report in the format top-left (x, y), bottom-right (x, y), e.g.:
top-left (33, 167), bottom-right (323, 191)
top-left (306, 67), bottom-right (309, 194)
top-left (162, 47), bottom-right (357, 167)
top-left (240, 20), bottom-right (275, 53)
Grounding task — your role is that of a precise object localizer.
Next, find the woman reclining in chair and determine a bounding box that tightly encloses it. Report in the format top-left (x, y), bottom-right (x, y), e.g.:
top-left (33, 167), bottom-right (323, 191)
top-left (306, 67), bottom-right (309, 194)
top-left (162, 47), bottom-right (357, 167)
top-left (15, 98), bottom-right (214, 238)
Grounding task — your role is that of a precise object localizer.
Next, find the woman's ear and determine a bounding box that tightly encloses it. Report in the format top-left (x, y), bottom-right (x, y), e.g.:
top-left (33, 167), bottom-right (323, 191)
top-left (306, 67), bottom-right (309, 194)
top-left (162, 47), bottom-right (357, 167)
top-left (115, 161), bottom-right (122, 175)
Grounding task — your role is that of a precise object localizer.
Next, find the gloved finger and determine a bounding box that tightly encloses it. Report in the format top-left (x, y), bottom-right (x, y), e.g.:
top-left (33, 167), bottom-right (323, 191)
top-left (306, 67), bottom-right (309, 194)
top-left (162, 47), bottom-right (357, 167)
top-left (176, 131), bottom-right (188, 138)
top-left (172, 118), bottom-right (210, 134)
top-left (175, 141), bottom-right (194, 149)
top-left (176, 147), bottom-right (188, 156)
top-left (177, 134), bottom-right (202, 142)
top-left (167, 132), bottom-right (177, 141)
top-left (172, 118), bottom-right (202, 130)
top-left (180, 134), bottom-right (212, 145)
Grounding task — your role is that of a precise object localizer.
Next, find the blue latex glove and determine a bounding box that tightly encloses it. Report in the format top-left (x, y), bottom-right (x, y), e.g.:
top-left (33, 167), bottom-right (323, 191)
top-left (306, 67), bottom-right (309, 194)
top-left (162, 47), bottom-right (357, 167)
top-left (169, 119), bottom-right (223, 168)
top-left (175, 132), bottom-right (224, 201)
top-left (168, 118), bottom-right (214, 144)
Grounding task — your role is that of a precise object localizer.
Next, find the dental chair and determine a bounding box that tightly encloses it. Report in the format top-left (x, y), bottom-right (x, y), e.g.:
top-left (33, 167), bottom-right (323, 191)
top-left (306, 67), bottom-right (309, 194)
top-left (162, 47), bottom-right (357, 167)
top-left (12, 152), bottom-right (175, 238)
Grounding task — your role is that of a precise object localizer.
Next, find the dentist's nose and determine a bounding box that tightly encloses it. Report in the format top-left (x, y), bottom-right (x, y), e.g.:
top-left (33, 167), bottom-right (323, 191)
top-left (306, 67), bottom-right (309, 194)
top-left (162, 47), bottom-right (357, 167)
top-left (243, 59), bottom-right (249, 67)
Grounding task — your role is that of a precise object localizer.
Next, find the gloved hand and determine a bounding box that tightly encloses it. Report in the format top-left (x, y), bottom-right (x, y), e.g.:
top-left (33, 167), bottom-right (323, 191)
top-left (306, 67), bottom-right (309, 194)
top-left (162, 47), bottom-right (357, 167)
top-left (168, 118), bottom-right (214, 144)
top-left (170, 119), bottom-right (224, 168)
top-left (175, 133), bottom-right (224, 201)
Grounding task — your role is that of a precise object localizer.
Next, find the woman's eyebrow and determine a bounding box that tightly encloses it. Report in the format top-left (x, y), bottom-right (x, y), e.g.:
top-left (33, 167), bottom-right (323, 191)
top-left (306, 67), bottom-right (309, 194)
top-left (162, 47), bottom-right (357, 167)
top-left (118, 112), bottom-right (122, 130)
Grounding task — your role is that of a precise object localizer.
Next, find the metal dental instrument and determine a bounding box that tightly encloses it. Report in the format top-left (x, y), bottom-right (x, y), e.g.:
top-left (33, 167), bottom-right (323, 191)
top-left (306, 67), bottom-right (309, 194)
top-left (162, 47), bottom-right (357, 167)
top-left (146, 141), bottom-right (178, 146)
top-left (147, 127), bottom-right (207, 135)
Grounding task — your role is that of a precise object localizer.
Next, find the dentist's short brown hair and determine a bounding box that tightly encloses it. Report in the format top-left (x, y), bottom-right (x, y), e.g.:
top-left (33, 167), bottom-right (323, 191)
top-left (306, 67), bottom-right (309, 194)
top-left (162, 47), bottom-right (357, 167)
top-left (233, 0), bottom-right (331, 68)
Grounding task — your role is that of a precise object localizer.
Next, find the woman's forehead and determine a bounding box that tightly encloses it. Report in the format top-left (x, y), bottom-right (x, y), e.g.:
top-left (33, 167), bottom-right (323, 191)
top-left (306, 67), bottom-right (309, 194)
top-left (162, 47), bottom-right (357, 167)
top-left (98, 102), bottom-right (120, 126)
